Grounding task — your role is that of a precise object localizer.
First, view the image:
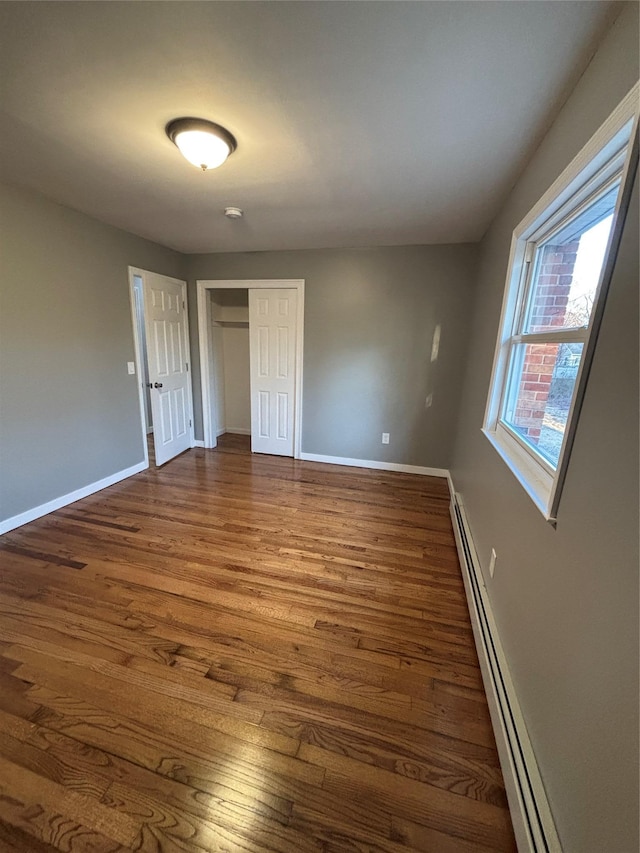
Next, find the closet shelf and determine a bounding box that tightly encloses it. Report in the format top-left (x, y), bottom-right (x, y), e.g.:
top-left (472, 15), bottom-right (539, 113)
top-left (211, 306), bottom-right (249, 324)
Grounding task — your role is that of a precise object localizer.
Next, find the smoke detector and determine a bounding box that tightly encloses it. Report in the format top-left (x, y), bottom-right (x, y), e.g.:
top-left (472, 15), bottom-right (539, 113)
top-left (224, 207), bottom-right (244, 220)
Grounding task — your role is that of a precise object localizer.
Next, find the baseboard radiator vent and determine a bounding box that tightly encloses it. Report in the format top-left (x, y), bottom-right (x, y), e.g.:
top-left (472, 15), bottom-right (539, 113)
top-left (449, 492), bottom-right (562, 853)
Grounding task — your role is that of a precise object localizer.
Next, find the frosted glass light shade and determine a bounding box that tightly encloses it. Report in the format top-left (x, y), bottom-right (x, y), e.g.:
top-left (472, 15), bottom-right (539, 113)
top-left (174, 130), bottom-right (230, 170)
top-left (166, 118), bottom-right (237, 171)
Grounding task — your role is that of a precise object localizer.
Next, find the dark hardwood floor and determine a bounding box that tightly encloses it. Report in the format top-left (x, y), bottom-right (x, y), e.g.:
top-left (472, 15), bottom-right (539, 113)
top-left (0, 434), bottom-right (517, 852)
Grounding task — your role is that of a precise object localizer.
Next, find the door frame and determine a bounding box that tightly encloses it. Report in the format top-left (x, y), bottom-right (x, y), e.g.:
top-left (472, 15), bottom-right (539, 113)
top-left (197, 279), bottom-right (305, 457)
top-left (129, 266), bottom-right (196, 467)
top-left (131, 276), bottom-right (153, 435)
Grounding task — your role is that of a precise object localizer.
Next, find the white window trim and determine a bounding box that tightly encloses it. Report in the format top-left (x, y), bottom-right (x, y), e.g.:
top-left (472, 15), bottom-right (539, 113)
top-left (483, 83), bottom-right (639, 524)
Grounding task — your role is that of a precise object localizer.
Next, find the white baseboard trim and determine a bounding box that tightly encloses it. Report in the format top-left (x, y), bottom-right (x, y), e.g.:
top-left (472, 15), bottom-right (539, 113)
top-left (216, 428), bottom-right (226, 437)
top-left (300, 452), bottom-right (448, 478)
top-left (446, 471), bottom-right (455, 499)
top-left (0, 461), bottom-right (148, 536)
top-left (449, 488), bottom-right (561, 853)
top-left (225, 428), bottom-right (251, 436)
top-left (193, 440), bottom-right (205, 448)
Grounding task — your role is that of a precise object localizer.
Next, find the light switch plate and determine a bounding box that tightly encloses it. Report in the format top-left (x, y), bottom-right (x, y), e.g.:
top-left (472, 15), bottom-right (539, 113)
top-left (127, 362), bottom-right (135, 375)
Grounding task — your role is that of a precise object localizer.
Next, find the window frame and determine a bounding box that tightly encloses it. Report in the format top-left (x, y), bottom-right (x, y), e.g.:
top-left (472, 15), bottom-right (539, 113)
top-left (483, 85), bottom-right (639, 524)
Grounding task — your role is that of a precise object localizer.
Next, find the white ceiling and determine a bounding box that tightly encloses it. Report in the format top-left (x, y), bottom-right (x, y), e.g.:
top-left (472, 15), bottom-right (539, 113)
top-left (0, 1), bottom-right (619, 254)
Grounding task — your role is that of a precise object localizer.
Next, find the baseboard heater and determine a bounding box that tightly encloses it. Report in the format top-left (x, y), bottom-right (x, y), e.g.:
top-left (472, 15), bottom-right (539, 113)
top-left (449, 492), bottom-right (562, 853)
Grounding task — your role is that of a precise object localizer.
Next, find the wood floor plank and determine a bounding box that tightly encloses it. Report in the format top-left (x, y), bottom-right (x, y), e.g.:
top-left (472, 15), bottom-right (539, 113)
top-left (236, 683), bottom-right (496, 748)
top-left (27, 718), bottom-right (295, 829)
top-left (0, 726), bottom-right (110, 801)
top-left (17, 656), bottom-right (298, 758)
top-left (289, 802), bottom-right (410, 853)
top-left (0, 708), bottom-right (38, 744)
top-left (0, 542), bottom-right (86, 570)
top-left (7, 644), bottom-right (252, 723)
top-left (104, 776), bottom-right (324, 853)
top-left (323, 768), bottom-right (515, 852)
top-left (0, 592), bottom-right (180, 665)
top-left (0, 670), bottom-right (42, 720)
top-left (390, 814), bottom-right (500, 853)
top-left (259, 708), bottom-right (506, 806)
top-left (26, 686), bottom-right (325, 800)
top-left (0, 433), bottom-right (516, 851)
top-left (0, 820), bottom-right (61, 853)
top-left (0, 754), bottom-right (138, 850)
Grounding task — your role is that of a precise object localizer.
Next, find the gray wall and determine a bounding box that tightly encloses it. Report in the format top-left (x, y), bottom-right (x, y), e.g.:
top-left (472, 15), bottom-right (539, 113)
top-left (0, 183), bottom-right (185, 522)
top-left (0, 187), bottom-right (476, 525)
top-left (450, 6), bottom-right (639, 852)
top-left (187, 244), bottom-right (477, 468)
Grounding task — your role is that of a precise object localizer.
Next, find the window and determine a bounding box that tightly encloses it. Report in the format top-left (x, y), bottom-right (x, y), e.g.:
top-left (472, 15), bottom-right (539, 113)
top-left (484, 88), bottom-right (638, 522)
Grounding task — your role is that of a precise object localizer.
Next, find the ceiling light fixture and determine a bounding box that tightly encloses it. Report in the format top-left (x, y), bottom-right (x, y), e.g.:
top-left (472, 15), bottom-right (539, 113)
top-left (166, 117), bottom-right (237, 171)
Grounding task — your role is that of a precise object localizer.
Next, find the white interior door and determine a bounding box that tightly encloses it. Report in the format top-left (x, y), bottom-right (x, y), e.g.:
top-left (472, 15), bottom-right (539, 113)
top-left (249, 288), bottom-right (297, 456)
top-left (143, 272), bottom-right (193, 466)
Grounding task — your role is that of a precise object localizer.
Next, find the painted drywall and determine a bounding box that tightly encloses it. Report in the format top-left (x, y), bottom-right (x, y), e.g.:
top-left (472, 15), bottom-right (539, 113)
top-left (211, 321), bottom-right (226, 434)
top-left (222, 325), bottom-right (251, 434)
top-left (0, 182), bottom-right (185, 523)
top-left (449, 6), bottom-right (639, 852)
top-left (186, 244), bottom-right (478, 468)
top-left (209, 289), bottom-right (251, 435)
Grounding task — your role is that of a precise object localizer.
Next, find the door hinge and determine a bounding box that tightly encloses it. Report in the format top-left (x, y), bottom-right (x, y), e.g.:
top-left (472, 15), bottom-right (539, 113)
top-left (183, 300), bottom-right (185, 309)
top-left (186, 362), bottom-right (189, 372)
top-left (189, 419), bottom-right (192, 427)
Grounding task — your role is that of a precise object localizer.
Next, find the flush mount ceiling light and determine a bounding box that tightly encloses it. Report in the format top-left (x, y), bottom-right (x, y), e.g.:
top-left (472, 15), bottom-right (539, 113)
top-left (166, 117), bottom-right (237, 171)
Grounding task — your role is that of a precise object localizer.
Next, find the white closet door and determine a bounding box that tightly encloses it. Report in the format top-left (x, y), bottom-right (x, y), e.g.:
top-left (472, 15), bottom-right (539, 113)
top-left (249, 289), bottom-right (297, 456)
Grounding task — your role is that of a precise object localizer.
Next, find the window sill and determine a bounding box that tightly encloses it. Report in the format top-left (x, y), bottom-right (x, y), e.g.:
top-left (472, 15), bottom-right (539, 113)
top-left (482, 427), bottom-right (557, 524)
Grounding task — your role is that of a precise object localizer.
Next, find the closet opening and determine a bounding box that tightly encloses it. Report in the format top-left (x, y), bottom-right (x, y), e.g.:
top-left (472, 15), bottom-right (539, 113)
top-left (196, 279), bottom-right (304, 458)
top-left (209, 289), bottom-right (251, 442)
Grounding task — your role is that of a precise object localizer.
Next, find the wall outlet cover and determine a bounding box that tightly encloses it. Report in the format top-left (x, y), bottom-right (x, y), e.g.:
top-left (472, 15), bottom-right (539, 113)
top-left (382, 433), bottom-right (390, 444)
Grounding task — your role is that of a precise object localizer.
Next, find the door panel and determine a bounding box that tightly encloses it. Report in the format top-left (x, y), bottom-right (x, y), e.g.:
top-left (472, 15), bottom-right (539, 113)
top-left (277, 392), bottom-right (288, 439)
top-left (258, 326), bottom-right (269, 376)
top-left (143, 273), bottom-right (192, 466)
top-left (277, 327), bottom-right (289, 377)
top-left (159, 391), bottom-right (173, 442)
top-left (258, 391), bottom-right (269, 438)
top-left (249, 289), bottom-right (297, 456)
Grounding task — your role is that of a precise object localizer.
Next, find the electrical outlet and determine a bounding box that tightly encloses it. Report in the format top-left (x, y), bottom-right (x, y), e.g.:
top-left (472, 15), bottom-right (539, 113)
top-left (489, 548), bottom-right (497, 578)
top-left (127, 362), bottom-right (135, 375)
top-left (425, 393), bottom-right (433, 408)
top-left (381, 433), bottom-right (390, 444)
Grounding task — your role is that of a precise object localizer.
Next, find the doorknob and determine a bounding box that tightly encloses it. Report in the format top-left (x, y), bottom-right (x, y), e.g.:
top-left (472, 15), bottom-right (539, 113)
top-left (154, 382), bottom-right (163, 389)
